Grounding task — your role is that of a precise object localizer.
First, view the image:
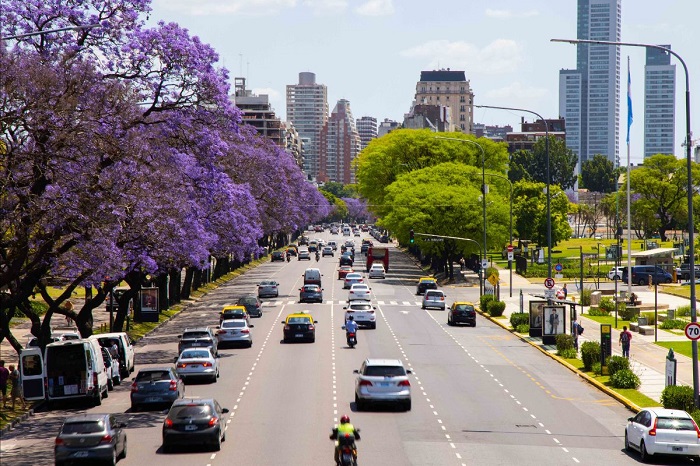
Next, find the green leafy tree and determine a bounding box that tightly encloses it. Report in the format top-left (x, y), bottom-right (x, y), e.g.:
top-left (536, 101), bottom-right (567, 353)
top-left (319, 190), bottom-right (348, 222)
top-left (580, 154), bottom-right (618, 193)
top-left (508, 137), bottom-right (578, 190)
top-left (354, 129), bottom-right (509, 218)
top-left (321, 181), bottom-right (354, 198)
top-left (513, 180), bottom-right (571, 247)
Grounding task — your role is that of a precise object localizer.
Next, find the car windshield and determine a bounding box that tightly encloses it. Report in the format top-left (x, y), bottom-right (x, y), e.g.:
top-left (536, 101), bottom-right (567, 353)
top-left (303, 286), bottom-right (319, 292)
top-left (61, 421), bottom-right (104, 434)
top-left (223, 311), bottom-right (245, 317)
top-left (222, 321), bottom-right (246, 329)
top-left (260, 281), bottom-right (276, 286)
top-left (288, 317), bottom-right (311, 324)
top-left (170, 405), bottom-right (212, 419)
top-left (181, 350), bottom-right (210, 359)
top-left (364, 366), bottom-right (406, 377)
top-left (239, 297), bottom-right (257, 304)
top-left (136, 370), bottom-right (172, 382)
top-left (657, 417), bottom-right (696, 430)
top-left (352, 285), bottom-right (369, 290)
top-left (183, 331), bottom-right (209, 339)
top-left (426, 292), bottom-right (442, 298)
top-left (454, 304), bottom-right (474, 312)
top-left (350, 304), bottom-right (372, 311)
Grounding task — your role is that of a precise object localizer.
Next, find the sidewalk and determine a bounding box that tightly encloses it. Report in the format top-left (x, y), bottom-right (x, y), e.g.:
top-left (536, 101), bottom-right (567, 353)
top-left (494, 268), bottom-right (696, 404)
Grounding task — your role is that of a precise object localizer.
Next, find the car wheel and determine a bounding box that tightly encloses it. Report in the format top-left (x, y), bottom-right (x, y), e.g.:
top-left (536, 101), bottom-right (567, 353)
top-left (665, 278), bottom-right (672, 284)
top-left (114, 374), bottom-right (121, 385)
top-left (472, 321), bottom-right (477, 327)
top-left (94, 390), bottom-right (102, 406)
top-left (119, 437), bottom-right (127, 459)
top-left (212, 432), bottom-right (222, 451)
top-left (108, 447), bottom-right (117, 466)
top-left (403, 400), bottom-right (412, 411)
top-left (447, 317), bottom-right (453, 326)
top-left (421, 305), bottom-right (425, 309)
top-left (613, 275), bottom-right (620, 281)
top-left (624, 431), bottom-right (630, 452)
top-left (640, 440), bottom-right (651, 462)
top-left (355, 394), bottom-right (364, 411)
top-left (107, 377), bottom-right (114, 391)
top-left (370, 323), bottom-right (376, 329)
top-left (248, 341), bottom-right (253, 348)
top-left (638, 278), bottom-right (646, 286)
top-left (162, 443), bottom-right (171, 454)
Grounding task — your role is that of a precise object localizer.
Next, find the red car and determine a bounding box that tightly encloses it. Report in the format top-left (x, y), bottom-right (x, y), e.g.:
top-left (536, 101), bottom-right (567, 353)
top-left (338, 266), bottom-right (354, 280)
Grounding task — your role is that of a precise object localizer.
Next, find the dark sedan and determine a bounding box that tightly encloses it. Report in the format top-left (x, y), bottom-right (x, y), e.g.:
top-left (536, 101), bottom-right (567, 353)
top-left (130, 367), bottom-right (185, 411)
top-left (447, 302), bottom-right (477, 327)
top-left (162, 398), bottom-right (229, 452)
top-left (299, 284), bottom-right (323, 303)
top-left (282, 312), bottom-right (317, 343)
top-left (237, 294), bottom-right (263, 317)
top-left (339, 254), bottom-right (354, 266)
top-left (271, 251), bottom-right (285, 262)
top-left (55, 413), bottom-right (127, 465)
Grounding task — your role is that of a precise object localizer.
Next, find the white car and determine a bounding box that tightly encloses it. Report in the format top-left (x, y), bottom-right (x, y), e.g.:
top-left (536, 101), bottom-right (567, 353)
top-left (354, 358), bottom-right (412, 411)
top-left (344, 300), bottom-right (377, 329)
top-left (322, 246), bottom-right (334, 257)
top-left (328, 241), bottom-right (338, 250)
top-left (217, 319), bottom-right (254, 348)
top-left (625, 408), bottom-right (700, 462)
top-left (344, 272), bottom-right (364, 289)
top-left (298, 248), bottom-right (311, 260)
top-left (348, 283), bottom-right (371, 301)
top-left (368, 264), bottom-right (385, 279)
top-left (175, 348), bottom-right (219, 383)
top-left (422, 289), bottom-right (447, 310)
top-left (608, 266), bottom-right (624, 280)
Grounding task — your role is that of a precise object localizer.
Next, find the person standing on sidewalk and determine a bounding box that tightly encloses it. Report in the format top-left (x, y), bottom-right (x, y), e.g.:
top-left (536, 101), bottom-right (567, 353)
top-left (619, 326), bottom-right (633, 358)
top-left (571, 318), bottom-right (582, 351)
top-left (8, 364), bottom-right (26, 410)
top-left (0, 360), bottom-right (9, 408)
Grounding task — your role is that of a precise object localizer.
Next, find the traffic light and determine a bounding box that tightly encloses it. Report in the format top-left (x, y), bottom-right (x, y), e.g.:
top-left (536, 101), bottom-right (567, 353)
top-left (409, 229), bottom-right (415, 244)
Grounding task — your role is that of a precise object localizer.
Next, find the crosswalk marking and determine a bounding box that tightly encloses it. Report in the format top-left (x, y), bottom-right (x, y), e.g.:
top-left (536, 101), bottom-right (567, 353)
top-left (255, 300), bottom-right (426, 307)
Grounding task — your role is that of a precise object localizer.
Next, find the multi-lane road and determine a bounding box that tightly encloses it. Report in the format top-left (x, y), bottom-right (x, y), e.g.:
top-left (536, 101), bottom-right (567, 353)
top-left (1, 233), bottom-right (652, 465)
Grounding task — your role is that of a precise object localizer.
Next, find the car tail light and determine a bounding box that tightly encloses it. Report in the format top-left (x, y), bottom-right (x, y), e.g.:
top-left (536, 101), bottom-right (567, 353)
top-left (692, 419), bottom-right (700, 439)
top-left (398, 380), bottom-right (411, 387)
top-left (241, 329), bottom-right (250, 334)
top-left (369, 310), bottom-right (375, 314)
top-left (202, 362), bottom-right (212, 367)
top-left (164, 419), bottom-right (173, 428)
top-left (284, 325), bottom-right (290, 330)
top-left (440, 297), bottom-right (444, 301)
top-left (169, 380), bottom-right (178, 391)
top-left (208, 417), bottom-right (219, 427)
top-left (55, 438), bottom-right (64, 445)
top-left (93, 372), bottom-right (97, 387)
top-left (309, 325), bottom-right (315, 330)
top-left (131, 381), bottom-right (138, 393)
top-left (177, 363), bottom-right (187, 369)
top-left (217, 329), bottom-right (226, 335)
top-left (358, 380), bottom-right (373, 386)
top-left (100, 434), bottom-right (113, 444)
top-left (648, 418), bottom-right (658, 436)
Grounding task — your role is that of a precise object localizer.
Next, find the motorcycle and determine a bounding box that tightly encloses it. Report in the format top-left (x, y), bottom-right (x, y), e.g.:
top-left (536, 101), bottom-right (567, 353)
top-left (286, 254), bottom-right (291, 262)
top-left (337, 433), bottom-right (358, 466)
top-left (315, 252), bottom-right (320, 261)
top-left (346, 331), bottom-right (357, 348)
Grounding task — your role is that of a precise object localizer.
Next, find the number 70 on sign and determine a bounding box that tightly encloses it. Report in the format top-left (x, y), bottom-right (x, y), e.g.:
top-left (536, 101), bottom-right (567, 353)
top-left (685, 322), bottom-right (700, 340)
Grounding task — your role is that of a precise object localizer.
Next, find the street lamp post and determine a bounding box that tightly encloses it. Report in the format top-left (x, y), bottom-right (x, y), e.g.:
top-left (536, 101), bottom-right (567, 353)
top-left (474, 104), bottom-right (552, 280)
top-left (552, 37), bottom-right (697, 406)
top-left (434, 137), bottom-right (487, 296)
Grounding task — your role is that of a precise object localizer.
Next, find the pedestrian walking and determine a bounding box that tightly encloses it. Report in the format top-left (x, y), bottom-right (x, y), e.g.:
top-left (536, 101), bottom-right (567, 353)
top-left (619, 326), bottom-right (633, 358)
top-left (562, 283), bottom-right (568, 299)
top-left (459, 257), bottom-right (465, 271)
top-left (8, 364), bottom-right (27, 410)
top-left (571, 318), bottom-right (583, 351)
top-left (0, 360), bottom-right (9, 408)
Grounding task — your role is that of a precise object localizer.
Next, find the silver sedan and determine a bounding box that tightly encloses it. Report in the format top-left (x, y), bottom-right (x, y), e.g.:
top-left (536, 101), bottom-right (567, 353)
top-left (216, 319), bottom-right (254, 348)
top-left (175, 348), bottom-right (219, 383)
top-left (257, 280), bottom-right (279, 298)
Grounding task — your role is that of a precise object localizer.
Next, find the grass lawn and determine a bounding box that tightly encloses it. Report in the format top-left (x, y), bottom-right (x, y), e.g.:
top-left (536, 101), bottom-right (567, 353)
top-left (656, 341), bottom-right (693, 359)
top-left (583, 314), bottom-right (631, 330)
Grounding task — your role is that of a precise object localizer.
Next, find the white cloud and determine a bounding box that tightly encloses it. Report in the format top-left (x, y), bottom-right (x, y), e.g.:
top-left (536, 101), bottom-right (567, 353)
top-left (400, 39), bottom-right (524, 75)
top-left (355, 0), bottom-right (394, 16)
top-left (485, 9), bottom-right (539, 19)
top-left (302, 0), bottom-right (348, 15)
top-left (153, 0), bottom-right (297, 16)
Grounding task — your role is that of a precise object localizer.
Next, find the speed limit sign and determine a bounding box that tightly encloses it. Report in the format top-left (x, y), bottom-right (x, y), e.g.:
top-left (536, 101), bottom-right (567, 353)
top-left (685, 322), bottom-right (700, 340)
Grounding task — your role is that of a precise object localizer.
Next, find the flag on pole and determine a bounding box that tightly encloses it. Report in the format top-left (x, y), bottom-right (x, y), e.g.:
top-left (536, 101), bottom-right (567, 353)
top-left (626, 57), bottom-right (633, 144)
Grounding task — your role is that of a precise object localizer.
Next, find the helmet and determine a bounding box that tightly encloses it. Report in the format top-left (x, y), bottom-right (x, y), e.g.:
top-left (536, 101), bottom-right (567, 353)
top-left (347, 315), bottom-right (354, 321)
top-left (340, 415), bottom-right (350, 424)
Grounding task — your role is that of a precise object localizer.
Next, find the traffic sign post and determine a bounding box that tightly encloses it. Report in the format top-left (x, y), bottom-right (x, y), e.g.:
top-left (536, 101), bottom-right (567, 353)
top-left (555, 263), bottom-right (563, 272)
top-left (544, 277), bottom-right (555, 289)
top-left (685, 322), bottom-right (700, 341)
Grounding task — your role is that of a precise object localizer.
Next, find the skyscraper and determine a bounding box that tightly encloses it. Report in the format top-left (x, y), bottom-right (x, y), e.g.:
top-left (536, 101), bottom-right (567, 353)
top-left (318, 99), bottom-right (361, 184)
top-left (356, 116), bottom-right (378, 151)
top-left (559, 0), bottom-right (621, 168)
top-left (414, 69), bottom-right (473, 133)
top-left (644, 45), bottom-right (676, 158)
top-left (286, 72), bottom-right (328, 180)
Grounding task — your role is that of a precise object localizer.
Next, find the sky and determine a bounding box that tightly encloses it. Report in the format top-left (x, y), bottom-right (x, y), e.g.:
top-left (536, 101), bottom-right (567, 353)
top-left (148, 0), bottom-right (700, 165)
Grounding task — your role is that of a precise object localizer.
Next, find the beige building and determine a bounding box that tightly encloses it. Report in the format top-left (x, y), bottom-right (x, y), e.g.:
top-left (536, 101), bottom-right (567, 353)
top-left (414, 69), bottom-right (474, 133)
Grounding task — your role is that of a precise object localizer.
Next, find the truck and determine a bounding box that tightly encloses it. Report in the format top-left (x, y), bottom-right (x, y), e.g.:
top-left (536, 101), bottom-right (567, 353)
top-left (366, 246), bottom-right (389, 273)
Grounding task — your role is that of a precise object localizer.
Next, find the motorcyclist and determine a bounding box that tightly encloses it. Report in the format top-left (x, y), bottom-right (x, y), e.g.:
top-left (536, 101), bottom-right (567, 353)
top-left (344, 316), bottom-right (359, 346)
top-left (286, 249), bottom-right (291, 262)
top-left (330, 414), bottom-right (360, 465)
top-left (315, 250), bottom-right (320, 261)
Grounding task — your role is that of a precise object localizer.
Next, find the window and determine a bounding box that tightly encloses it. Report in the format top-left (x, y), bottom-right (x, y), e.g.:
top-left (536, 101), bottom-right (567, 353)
top-left (61, 421), bottom-right (104, 434)
top-left (22, 354), bottom-right (43, 376)
top-left (364, 365), bottom-right (406, 377)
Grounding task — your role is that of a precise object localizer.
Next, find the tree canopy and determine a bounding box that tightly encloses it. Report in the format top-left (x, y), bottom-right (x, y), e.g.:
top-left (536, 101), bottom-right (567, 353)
top-left (508, 136), bottom-right (578, 190)
top-left (580, 154), bottom-right (618, 193)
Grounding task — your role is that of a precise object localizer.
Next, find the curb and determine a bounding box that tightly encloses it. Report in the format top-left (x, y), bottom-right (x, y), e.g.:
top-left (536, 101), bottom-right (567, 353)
top-left (477, 309), bottom-right (641, 414)
top-left (0, 405), bottom-right (37, 437)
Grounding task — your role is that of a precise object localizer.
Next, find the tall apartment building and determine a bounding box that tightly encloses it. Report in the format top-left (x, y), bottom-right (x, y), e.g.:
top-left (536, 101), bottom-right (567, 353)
top-left (474, 123), bottom-right (513, 141)
top-left (414, 69), bottom-right (474, 133)
top-left (286, 72), bottom-right (328, 180)
top-left (232, 77), bottom-right (284, 147)
top-left (356, 116), bottom-right (378, 150)
top-left (559, 0), bottom-right (621, 169)
top-left (318, 99), bottom-right (361, 184)
top-left (378, 118), bottom-right (401, 137)
top-left (644, 45), bottom-right (676, 158)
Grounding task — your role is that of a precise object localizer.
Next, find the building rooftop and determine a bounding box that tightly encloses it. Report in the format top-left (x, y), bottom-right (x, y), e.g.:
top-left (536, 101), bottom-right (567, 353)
top-left (420, 70), bottom-right (466, 82)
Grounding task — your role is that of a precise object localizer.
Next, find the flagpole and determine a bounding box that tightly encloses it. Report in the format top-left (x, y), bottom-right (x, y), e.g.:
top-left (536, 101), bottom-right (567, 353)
top-left (626, 56), bottom-right (633, 295)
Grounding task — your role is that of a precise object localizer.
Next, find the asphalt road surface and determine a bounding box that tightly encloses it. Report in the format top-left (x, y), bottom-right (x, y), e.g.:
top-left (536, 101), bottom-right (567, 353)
top-left (0, 232), bottom-right (677, 465)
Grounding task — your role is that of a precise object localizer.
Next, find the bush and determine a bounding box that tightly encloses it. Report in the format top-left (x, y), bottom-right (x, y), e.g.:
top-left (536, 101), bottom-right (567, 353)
top-left (487, 300), bottom-right (506, 317)
top-left (610, 369), bottom-right (640, 389)
top-left (588, 307), bottom-right (610, 316)
top-left (480, 294), bottom-right (495, 313)
top-left (606, 355), bottom-right (630, 377)
top-left (592, 362), bottom-right (602, 375)
top-left (599, 297), bottom-right (615, 314)
top-left (510, 313), bottom-right (530, 328)
top-left (580, 288), bottom-right (592, 306)
top-left (486, 266), bottom-right (499, 279)
top-left (556, 334), bottom-right (574, 353)
top-left (581, 340), bottom-right (601, 371)
top-left (661, 385), bottom-right (696, 412)
top-left (677, 305), bottom-right (691, 317)
top-left (691, 410), bottom-right (700, 427)
top-left (641, 311), bottom-right (655, 323)
top-left (559, 348), bottom-right (578, 358)
top-left (516, 324), bottom-right (530, 334)
top-left (661, 319), bottom-right (689, 330)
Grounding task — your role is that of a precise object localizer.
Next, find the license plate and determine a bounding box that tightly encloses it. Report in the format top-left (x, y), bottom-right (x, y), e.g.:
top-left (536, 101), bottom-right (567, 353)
top-left (380, 382), bottom-right (392, 387)
top-left (672, 446), bottom-right (684, 452)
top-left (185, 425), bottom-right (198, 431)
top-left (72, 452), bottom-right (89, 458)
top-left (146, 397), bottom-right (160, 402)
top-left (295, 334), bottom-right (304, 338)
top-left (189, 364), bottom-right (199, 368)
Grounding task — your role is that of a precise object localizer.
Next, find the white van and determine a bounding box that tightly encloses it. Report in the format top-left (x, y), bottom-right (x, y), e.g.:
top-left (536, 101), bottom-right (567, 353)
top-left (20, 338), bottom-right (110, 406)
top-left (343, 226), bottom-right (351, 236)
top-left (94, 332), bottom-right (135, 378)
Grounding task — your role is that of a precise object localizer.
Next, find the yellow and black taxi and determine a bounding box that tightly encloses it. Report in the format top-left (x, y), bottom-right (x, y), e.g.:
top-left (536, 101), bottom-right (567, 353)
top-left (281, 311), bottom-right (317, 343)
top-left (447, 301), bottom-right (477, 327)
top-left (416, 276), bottom-right (438, 295)
top-left (220, 305), bottom-right (249, 324)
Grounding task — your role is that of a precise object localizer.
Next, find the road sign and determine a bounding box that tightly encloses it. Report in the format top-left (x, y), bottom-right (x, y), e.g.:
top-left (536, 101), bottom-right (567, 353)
top-left (544, 289), bottom-right (556, 299)
top-left (481, 259), bottom-right (489, 270)
top-left (685, 322), bottom-right (700, 340)
top-left (507, 245), bottom-right (514, 253)
top-left (424, 237), bottom-right (444, 242)
top-left (487, 274), bottom-right (499, 287)
top-left (507, 251), bottom-right (514, 261)
top-left (555, 263), bottom-right (563, 272)
top-left (544, 277), bottom-right (555, 289)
